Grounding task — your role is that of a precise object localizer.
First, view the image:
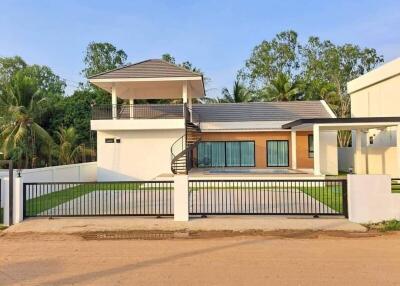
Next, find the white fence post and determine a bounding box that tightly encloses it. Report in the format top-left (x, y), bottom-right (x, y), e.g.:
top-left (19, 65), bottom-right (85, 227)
top-left (2, 177), bottom-right (10, 226)
top-left (348, 174), bottom-right (400, 223)
top-left (174, 174), bottom-right (189, 221)
top-left (13, 177), bottom-right (23, 224)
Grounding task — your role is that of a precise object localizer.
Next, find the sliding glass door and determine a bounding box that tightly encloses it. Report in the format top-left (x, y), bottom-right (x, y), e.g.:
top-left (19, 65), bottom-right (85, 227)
top-left (197, 141), bottom-right (255, 167)
top-left (267, 140), bottom-right (289, 167)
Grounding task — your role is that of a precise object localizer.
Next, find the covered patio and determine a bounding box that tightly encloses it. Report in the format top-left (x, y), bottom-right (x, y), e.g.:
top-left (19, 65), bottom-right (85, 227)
top-left (283, 117), bottom-right (400, 177)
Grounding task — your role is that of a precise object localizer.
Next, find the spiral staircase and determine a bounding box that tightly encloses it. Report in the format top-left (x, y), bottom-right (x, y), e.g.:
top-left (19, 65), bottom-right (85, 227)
top-left (171, 105), bottom-right (201, 174)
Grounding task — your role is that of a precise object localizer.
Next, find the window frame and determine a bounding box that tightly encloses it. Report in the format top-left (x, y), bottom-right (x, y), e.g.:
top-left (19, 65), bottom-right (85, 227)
top-left (308, 135), bottom-right (314, 158)
top-left (197, 140), bottom-right (256, 168)
top-left (266, 140), bottom-right (289, 167)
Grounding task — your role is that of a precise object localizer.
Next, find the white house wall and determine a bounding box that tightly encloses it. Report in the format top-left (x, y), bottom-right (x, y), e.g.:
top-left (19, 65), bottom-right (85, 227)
top-left (96, 129), bottom-right (184, 181)
top-left (319, 131), bottom-right (338, 175)
top-left (91, 119), bottom-right (185, 131)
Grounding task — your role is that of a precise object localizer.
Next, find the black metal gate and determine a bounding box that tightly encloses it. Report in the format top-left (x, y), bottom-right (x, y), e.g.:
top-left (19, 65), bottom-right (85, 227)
top-left (23, 181), bottom-right (174, 217)
top-left (189, 179), bottom-right (348, 217)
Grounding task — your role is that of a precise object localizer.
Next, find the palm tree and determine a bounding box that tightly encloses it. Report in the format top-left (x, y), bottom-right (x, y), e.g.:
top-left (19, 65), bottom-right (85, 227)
top-left (221, 80), bottom-right (253, 103)
top-left (56, 126), bottom-right (93, 165)
top-left (260, 73), bottom-right (303, 101)
top-left (0, 70), bottom-right (53, 168)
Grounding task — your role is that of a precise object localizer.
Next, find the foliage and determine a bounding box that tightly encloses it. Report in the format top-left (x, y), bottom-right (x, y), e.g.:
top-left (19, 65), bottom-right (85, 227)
top-left (0, 69), bottom-right (53, 168)
top-left (56, 127), bottom-right (94, 164)
top-left (161, 53), bottom-right (203, 74)
top-left (82, 42), bottom-right (128, 78)
top-left (258, 73), bottom-right (303, 101)
top-left (366, 220), bottom-right (400, 232)
top-left (240, 30), bottom-right (384, 146)
top-left (221, 80), bottom-right (252, 103)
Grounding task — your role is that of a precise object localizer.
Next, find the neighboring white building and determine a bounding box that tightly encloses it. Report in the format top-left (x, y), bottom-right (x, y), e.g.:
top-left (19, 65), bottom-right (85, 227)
top-left (339, 58), bottom-right (400, 176)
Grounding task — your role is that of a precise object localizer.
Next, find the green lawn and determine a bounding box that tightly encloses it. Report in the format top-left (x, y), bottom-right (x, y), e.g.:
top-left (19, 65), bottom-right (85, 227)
top-left (24, 182), bottom-right (154, 216)
top-left (392, 184), bottom-right (400, 193)
top-left (299, 186), bottom-right (344, 213)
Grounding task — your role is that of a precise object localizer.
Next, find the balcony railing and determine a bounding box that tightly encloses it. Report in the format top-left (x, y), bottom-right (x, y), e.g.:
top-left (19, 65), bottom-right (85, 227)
top-left (92, 104), bottom-right (184, 120)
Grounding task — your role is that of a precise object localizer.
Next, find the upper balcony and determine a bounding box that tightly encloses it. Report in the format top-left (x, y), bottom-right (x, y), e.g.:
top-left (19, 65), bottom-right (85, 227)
top-left (88, 59), bottom-right (205, 131)
top-left (90, 103), bottom-right (200, 131)
top-left (92, 104), bottom-right (184, 120)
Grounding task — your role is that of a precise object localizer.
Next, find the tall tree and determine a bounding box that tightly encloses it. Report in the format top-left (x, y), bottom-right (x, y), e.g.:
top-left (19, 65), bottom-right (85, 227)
top-left (161, 53), bottom-right (203, 74)
top-left (56, 126), bottom-right (93, 165)
top-left (0, 69), bottom-right (53, 168)
top-left (259, 73), bottom-right (303, 102)
top-left (82, 42), bottom-right (128, 78)
top-left (241, 31), bottom-right (384, 146)
top-left (300, 37), bottom-right (383, 146)
top-left (221, 80), bottom-right (253, 103)
top-left (241, 30), bottom-right (301, 88)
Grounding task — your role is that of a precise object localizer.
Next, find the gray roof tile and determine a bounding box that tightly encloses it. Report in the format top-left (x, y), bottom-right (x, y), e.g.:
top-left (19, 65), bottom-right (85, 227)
top-left (89, 59), bottom-right (201, 79)
top-left (193, 101), bottom-right (333, 122)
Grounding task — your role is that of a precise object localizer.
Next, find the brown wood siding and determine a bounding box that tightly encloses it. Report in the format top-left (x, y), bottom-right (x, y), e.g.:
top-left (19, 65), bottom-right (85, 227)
top-left (296, 131), bottom-right (314, 168)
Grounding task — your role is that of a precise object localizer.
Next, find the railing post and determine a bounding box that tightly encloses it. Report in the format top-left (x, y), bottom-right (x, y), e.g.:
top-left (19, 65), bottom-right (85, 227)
top-left (112, 84), bottom-right (117, 119)
top-left (129, 99), bottom-right (134, 119)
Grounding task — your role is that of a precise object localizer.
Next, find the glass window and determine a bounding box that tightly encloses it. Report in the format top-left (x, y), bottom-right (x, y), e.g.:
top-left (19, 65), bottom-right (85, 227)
top-left (308, 135), bottom-right (314, 158)
top-left (197, 142), bottom-right (212, 167)
top-left (226, 142), bottom-right (241, 167)
top-left (267, 141), bottom-right (289, 167)
top-left (240, 142), bottom-right (255, 167)
top-left (197, 141), bottom-right (255, 168)
top-left (211, 142), bottom-right (225, 167)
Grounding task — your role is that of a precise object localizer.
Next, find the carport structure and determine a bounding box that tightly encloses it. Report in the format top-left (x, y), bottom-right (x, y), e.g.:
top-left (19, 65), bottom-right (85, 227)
top-left (283, 117), bottom-right (400, 176)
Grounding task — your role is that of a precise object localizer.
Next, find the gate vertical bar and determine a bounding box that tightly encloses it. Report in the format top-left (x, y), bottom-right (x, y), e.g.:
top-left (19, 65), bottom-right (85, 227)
top-left (342, 180), bottom-right (348, 218)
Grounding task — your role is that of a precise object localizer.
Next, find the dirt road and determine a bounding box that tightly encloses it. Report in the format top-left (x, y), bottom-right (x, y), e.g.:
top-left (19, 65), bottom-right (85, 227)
top-left (1, 231), bottom-right (400, 286)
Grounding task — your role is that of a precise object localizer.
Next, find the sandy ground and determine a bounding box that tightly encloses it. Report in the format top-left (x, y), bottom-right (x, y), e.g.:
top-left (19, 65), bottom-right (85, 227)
top-left (1, 230), bottom-right (400, 286)
top-left (6, 216), bottom-right (366, 233)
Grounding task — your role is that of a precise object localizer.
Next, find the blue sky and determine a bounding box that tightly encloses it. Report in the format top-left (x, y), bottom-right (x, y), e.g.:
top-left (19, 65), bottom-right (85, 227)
top-left (1, 0), bottom-right (400, 97)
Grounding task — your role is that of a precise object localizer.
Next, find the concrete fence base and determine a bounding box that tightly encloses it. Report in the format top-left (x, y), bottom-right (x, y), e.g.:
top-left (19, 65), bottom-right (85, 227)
top-left (348, 175), bottom-right (400, 223)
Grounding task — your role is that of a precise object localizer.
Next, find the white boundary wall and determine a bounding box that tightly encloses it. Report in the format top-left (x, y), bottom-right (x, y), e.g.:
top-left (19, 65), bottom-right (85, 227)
top-left (0, 162), bottom-right (97, 183)
top-left (0, 163), bottom-right (97, 202)
top-left (348, 175), bottom-right (400, 223)
top-left (339, 147), bottom-right (400, 176)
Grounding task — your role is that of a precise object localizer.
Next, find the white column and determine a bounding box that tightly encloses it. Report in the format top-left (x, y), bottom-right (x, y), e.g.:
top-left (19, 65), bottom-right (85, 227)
top-left (13, 177), bottom-right (23, 224)
top-left (396, 125), bottom-right (400, 177)
top-left (182, 81), bottom-right (188, 120)
top-left (188, 83), bottom-right (193, 122)
top-left (174, 174), bottom-right (189, 221)
top-left (2, 177), bottom-right (10, 226)
top-left (111, 84), bottom-right (117, 119)
top-left (182, 81), bottom-right (188, 103)
top-left (313, 124), bottom-right (321, 175)
top-left (354, 129), bottom-right (362, 174)
top-left (129, 99), bottom-right (134, 119)
top-left (365, 131), bottom-right (370, 174)
top-left (291, 130), bottom-right (297, 170)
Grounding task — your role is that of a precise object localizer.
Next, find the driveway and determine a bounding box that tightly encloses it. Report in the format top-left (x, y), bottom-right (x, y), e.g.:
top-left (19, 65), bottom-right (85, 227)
top-left (0, 231), bottom-right (399, 285)
top-left (38, 188), bottom-right (337, 216)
